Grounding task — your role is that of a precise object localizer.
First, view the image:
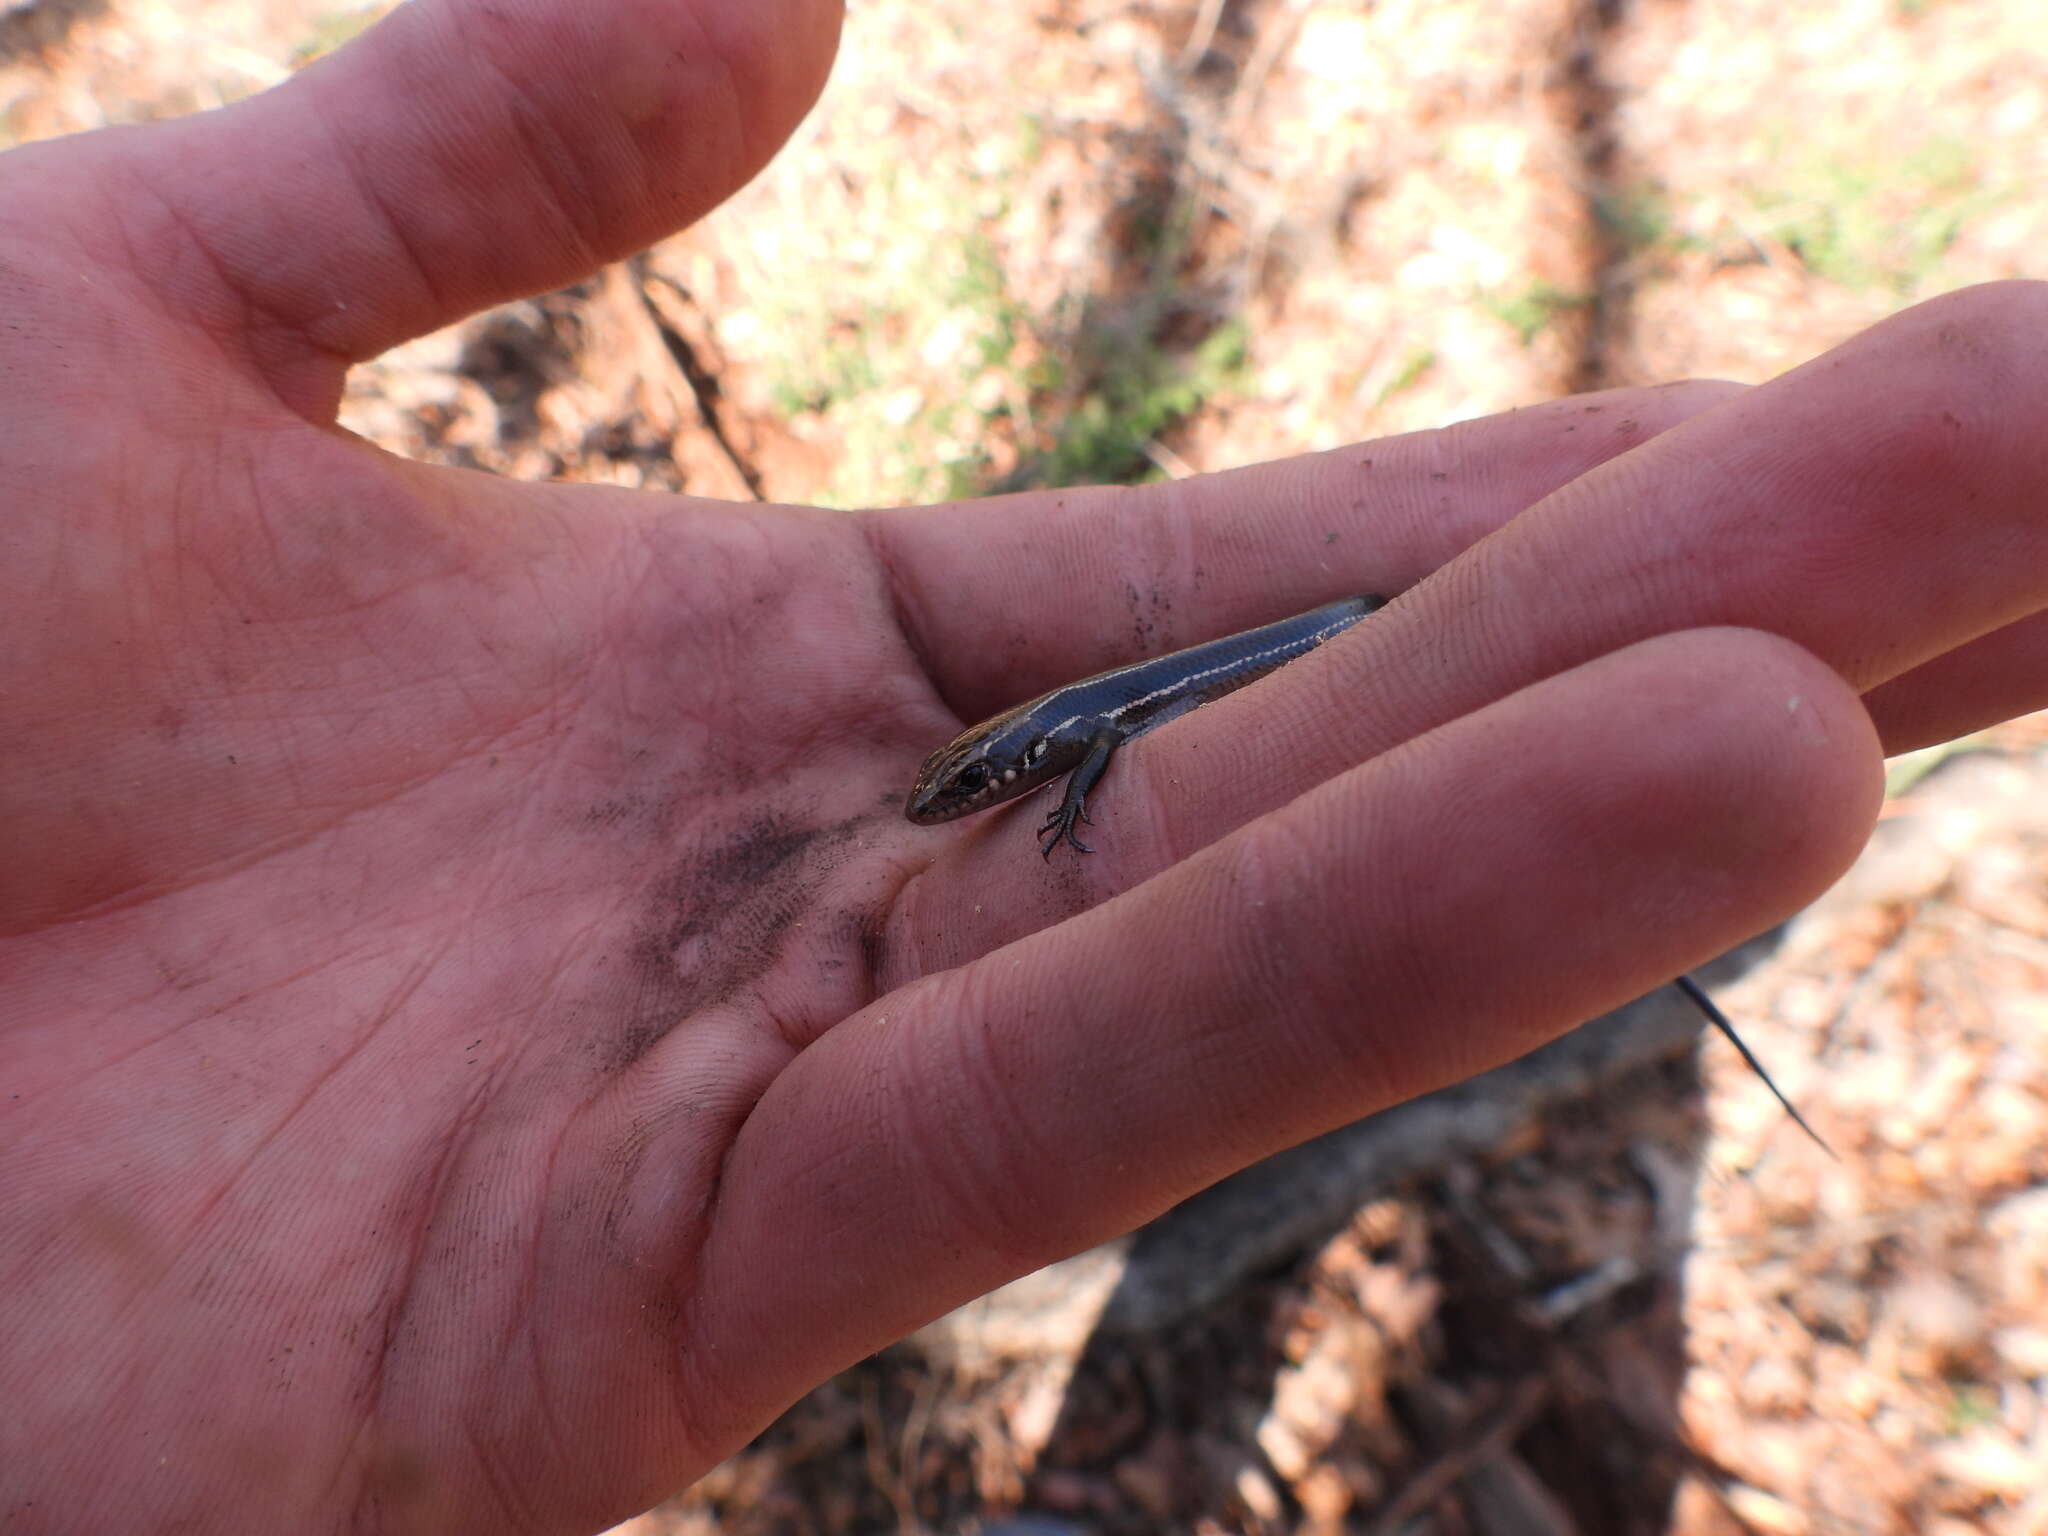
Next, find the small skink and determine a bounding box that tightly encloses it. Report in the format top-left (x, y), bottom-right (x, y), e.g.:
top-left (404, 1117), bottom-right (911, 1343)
top-left (906, 595), bottom-right (1384, 855)
top-left (903, 594), bottom-right (1830, 1152)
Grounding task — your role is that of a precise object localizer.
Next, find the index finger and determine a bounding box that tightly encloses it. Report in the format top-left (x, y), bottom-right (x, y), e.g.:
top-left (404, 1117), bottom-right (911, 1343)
top-left (861, 381), bottom-right (1741, 722)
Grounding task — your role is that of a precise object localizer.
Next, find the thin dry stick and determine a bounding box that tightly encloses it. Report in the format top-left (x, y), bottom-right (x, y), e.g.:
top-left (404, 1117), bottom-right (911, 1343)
top-left (1369, 1376), bottom-right (1551, 1536)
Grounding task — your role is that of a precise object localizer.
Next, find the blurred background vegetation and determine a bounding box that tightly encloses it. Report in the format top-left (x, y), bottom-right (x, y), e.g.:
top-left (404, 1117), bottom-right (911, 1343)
top-left (7, 0), bottom-right (2038, 511)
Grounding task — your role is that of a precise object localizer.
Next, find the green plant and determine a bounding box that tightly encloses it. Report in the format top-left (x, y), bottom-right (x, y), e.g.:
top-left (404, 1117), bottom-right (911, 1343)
top-left (1026, 318), bottom-right (1248, 488)
top-left (1748, 132), bottom-right (1999, 296)
top-left (1482, 280), bottom-right (1592, 349)
top-left (1375, 347), bottom-right (1437, 407)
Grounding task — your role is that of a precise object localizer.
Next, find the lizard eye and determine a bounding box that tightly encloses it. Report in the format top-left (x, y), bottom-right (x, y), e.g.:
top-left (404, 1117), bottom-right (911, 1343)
top-left (954, 764), bottom-right (989, 795)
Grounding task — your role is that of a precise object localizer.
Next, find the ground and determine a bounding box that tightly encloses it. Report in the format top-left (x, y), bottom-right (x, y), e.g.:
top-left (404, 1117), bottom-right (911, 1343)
top-left (6, 0), bottom-right (2046, 1530)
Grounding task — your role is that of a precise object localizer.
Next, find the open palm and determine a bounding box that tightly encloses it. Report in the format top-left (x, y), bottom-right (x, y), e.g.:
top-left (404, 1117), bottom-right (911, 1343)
top-left (6, 3), bottom-right (2048, 1532)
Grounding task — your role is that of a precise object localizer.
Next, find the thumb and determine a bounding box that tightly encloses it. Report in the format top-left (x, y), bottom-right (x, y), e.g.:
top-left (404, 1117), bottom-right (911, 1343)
top-left (17, 0), bottom-right (840, 417)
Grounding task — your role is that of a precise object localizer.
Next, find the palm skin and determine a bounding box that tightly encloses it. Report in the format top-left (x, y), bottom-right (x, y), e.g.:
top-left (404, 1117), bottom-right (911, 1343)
top-left (5, 3), bottom-right (2048, 1532)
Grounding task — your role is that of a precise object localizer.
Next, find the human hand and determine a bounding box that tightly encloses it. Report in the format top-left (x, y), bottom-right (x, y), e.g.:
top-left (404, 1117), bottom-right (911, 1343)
top-left (5, 1), bottom-right (2046, 1531)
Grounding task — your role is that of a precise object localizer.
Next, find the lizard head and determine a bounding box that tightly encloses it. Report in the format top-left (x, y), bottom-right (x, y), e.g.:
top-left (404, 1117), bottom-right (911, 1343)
top-left (904, 712), bottom-right (1055, 825)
